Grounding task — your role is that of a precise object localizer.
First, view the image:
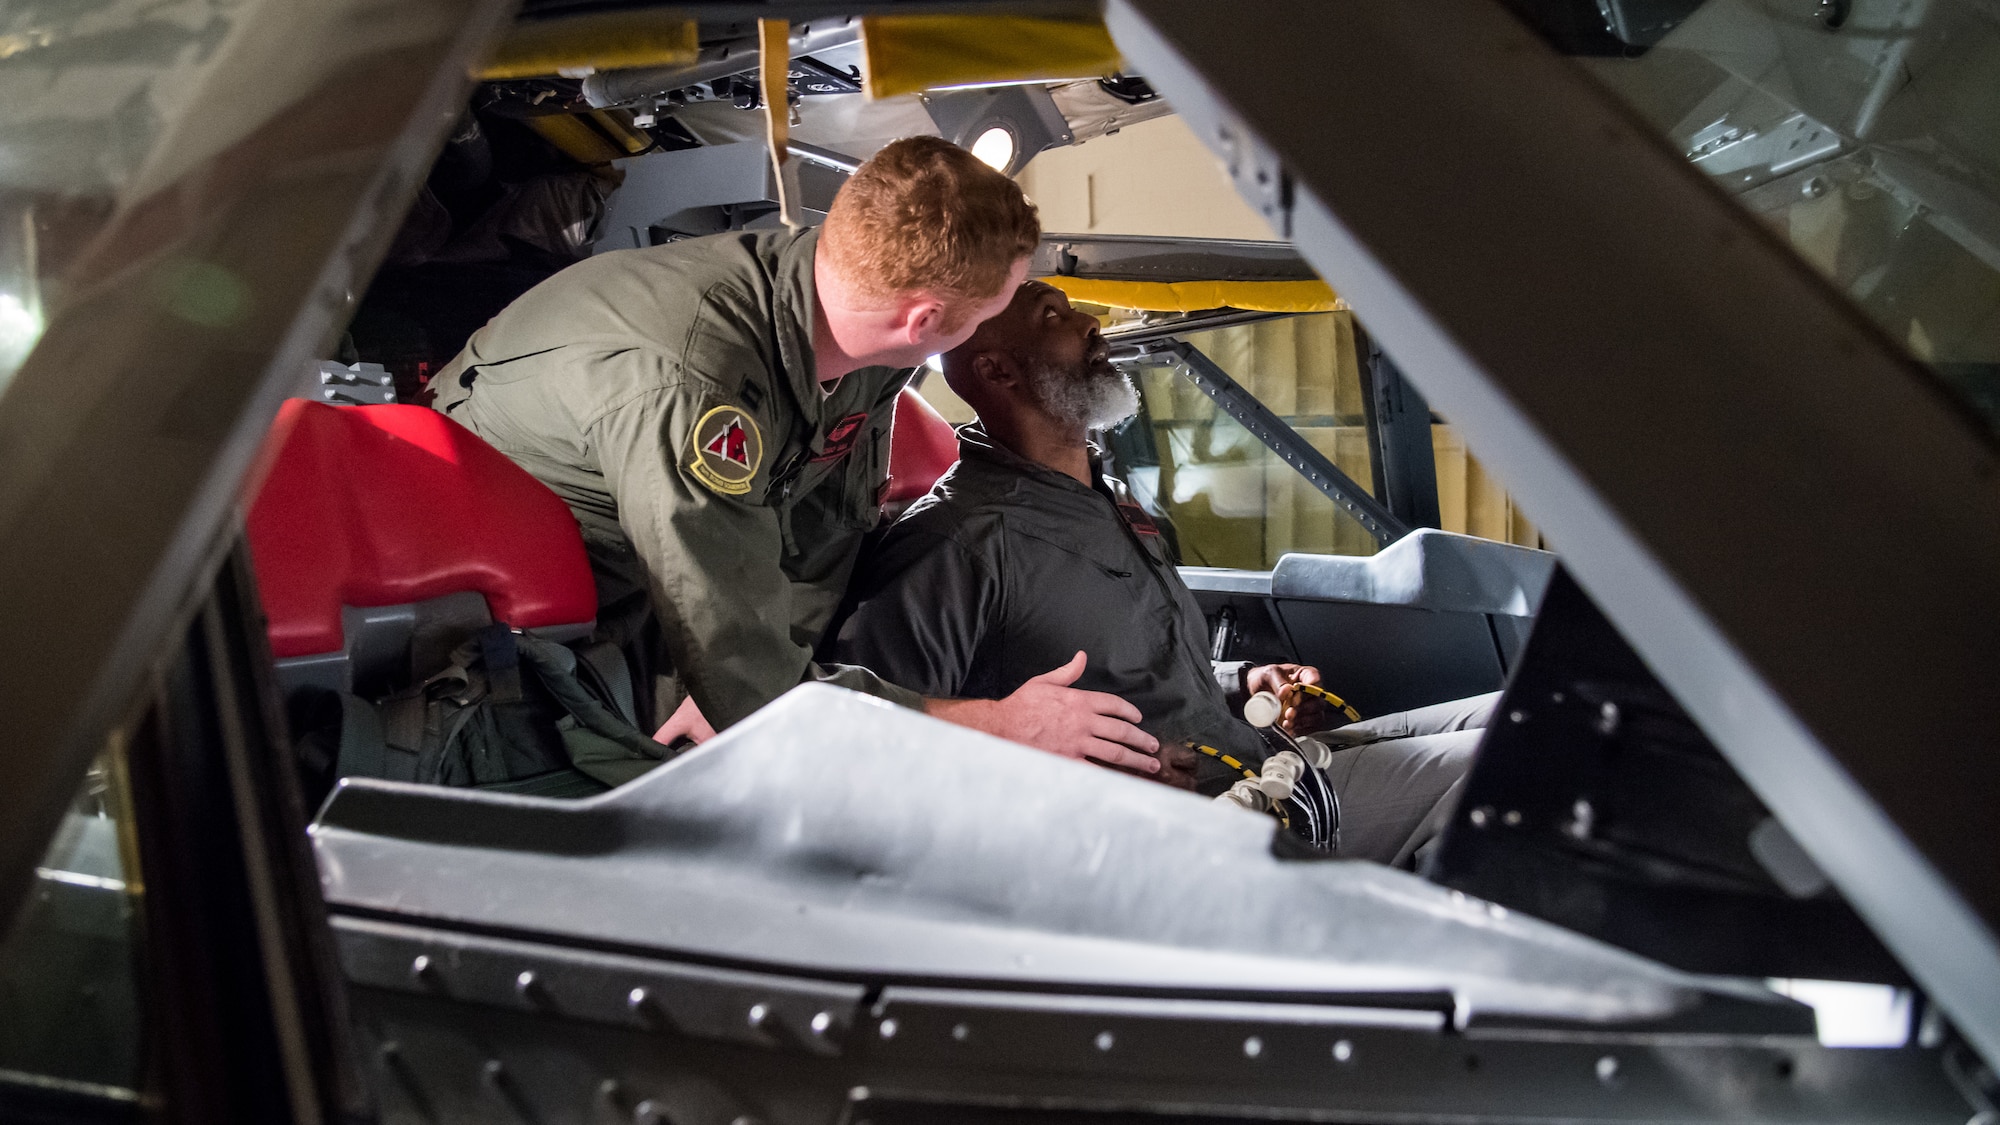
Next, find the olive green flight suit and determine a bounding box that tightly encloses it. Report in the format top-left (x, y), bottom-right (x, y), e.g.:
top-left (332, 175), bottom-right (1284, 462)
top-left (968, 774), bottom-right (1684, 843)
top-left (430, 227), bottom-right (923, 730)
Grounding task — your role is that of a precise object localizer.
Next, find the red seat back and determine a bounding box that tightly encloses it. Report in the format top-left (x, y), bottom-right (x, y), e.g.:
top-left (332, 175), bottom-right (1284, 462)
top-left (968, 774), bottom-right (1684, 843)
top-left (886, 386), bottom-right (960, 505)
top-left (246, 400), bottom-right (596, 659)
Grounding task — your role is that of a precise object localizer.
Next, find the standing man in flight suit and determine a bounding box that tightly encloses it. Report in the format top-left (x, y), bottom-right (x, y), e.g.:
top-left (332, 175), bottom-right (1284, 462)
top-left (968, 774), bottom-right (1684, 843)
top-left (430, 137), bottom-right (1161, 774)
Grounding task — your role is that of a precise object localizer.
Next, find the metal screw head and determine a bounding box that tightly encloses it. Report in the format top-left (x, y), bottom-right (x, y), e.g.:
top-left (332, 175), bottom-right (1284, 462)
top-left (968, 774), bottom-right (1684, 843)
top-left (1596, 700), bottom-right (1621, 735)
top-left (878, 1018), bottom-right (898, 1040)
top-left (627, 987), bottom-right (650, 1012)
top-left (951, 1023), bottom-right (970, 1042)
top-left (1243, 1036), bottom-right (1263, 1058)
top-left (1332, 1039), bottom-right (1355, 1063)
top-left (1502, 809), bottom-right (1523, 827)
top-left (1803, 176), bottom-right (1830, 199)
top-left (633, 1100), bottom-right (665, 1125)
top-left (482, 1058), bottom-right (506, 1084)
top-left (1469, 806), bottom-right (1494, 828)
top-left (409, 955), bottom-right (433, 981)
top-left (1596, 1054), bottom-right (1621, 1084)
top-left (1095, 1031), bottom-right (1116, 1052)
top-left (1508, 709), bottom-right (1528, 724)
top-left (747, 1003), bottom-right (770, 1029)
top-left (1567, 798), bottom-right (1597, 840)
top-left (810, 1011), bottom-right (834, 1036)
top-left (514, 970), bottom-right (538, 999)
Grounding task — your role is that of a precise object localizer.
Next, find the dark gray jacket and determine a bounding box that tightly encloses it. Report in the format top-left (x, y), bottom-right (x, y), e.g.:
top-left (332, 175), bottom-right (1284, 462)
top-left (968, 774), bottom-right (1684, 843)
top-left (827, 424), bottom-right (1270, 775)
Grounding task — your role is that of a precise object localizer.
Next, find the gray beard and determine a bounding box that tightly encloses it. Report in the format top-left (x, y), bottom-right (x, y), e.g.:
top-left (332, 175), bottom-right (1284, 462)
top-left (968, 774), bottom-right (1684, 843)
top-left (1026, 359), bottom-right (1140, 432)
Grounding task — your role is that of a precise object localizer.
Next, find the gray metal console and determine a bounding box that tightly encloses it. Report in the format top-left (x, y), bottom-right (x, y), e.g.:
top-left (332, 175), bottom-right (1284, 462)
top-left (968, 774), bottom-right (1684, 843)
top-left (1183, 530), bottom-right (1556, 717)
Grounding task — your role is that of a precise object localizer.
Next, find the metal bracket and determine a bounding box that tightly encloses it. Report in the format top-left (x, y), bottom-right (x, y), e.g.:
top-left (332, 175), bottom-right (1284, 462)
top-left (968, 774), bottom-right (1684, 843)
top-left (1121, 340), bottom-right (1410, 546)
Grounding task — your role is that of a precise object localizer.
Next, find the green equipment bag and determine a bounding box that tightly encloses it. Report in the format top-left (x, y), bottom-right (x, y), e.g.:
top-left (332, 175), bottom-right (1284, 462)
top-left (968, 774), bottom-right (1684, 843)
top-left (295, 625), bottom-right (678, 802)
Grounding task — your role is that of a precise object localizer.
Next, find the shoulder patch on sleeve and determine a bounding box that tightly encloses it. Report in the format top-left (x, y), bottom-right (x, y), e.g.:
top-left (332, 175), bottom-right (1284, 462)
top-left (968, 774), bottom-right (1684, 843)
top-left (687, 403), bottom-right (764, 496)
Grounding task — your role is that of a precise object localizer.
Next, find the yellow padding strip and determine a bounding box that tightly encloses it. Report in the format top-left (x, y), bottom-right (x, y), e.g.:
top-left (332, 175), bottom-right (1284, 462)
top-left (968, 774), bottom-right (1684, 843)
top-left (523, 114), bottom-right (625, 165)
top-left (860, 15), bottom-right (1121, 100)
top-left (1043, 277), bottom-right (1339, 314)
top-left (479, 13), bottom-right (698, 80)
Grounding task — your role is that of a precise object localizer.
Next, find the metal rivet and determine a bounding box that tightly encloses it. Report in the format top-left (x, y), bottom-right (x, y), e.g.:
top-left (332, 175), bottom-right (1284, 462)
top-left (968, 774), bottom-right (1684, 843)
top-left (514, 970), bottom-right (538, 999)
top-left (482, 1058), bottom-right (505, 1084)
top-left (1596, 1055), bottom-right (1620, 1084)
top-left (1095, 1031), bottom-right (1115, 1051)
top-left (1332, 1039), bottom-right (1354, 1063)
top-left (951, 1023), bottom-right (970, 1042)
top-left (878, 1018), bottom-right (898, 1039)
top-left (1243, 1036), bottom-right (1263, 1058)
top-left (410, 955), bottom-right (433, 981)
top-left (634, 1100), bottom-right (665, 1125)
top-left (1502, 810), bottom-right (1523, 827)
top-left (1596, 700), bottom-right (1620, 735)
top-left (1469, 806), bottom-right (1493, 828)
top-left (747, 1003), bottom-right (770, 1029)
top-left (1567, 799), bottom-right (1596, 840)
top-left (810, 1011), bottom-right (834, 1036)
top-left (1508, 709), bottom-right (1528, 724)
top-left (627, 987), bottom-right (650, 1012)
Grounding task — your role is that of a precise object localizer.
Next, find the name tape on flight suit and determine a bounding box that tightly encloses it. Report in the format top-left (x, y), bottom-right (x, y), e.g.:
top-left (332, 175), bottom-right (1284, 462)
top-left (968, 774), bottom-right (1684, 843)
top-left (688, 404), bottom-right (764, 496)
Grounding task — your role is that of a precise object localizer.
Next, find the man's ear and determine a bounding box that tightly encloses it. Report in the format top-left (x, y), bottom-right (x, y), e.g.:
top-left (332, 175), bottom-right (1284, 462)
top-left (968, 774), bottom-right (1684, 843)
top-left (970, 350), bottom-right (1021, 389)
top-left (897, 295), bottom-right (949, 346)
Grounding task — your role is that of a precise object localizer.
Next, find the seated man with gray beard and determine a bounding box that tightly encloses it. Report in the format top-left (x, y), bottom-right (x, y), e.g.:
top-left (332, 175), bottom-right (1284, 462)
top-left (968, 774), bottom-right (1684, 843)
top-left (826, 281), bottom-right (1491, 868)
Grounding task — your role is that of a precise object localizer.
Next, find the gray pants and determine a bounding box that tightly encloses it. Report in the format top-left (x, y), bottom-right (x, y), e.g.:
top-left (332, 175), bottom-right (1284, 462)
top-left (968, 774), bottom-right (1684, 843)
top-left (1302, 692), bottom-right (1499, 869)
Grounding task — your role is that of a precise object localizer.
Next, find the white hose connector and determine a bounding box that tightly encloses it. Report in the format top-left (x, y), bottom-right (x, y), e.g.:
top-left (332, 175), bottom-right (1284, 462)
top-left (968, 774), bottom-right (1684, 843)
top-left (1256, 750), bottom-right (1303, 800)
top-left (1300, 739), bottom-right (1333, 769)
top-left (1216, 778), bottom-right (1270, 811)
top-left (1243, 690), bottom-right (1283, 728)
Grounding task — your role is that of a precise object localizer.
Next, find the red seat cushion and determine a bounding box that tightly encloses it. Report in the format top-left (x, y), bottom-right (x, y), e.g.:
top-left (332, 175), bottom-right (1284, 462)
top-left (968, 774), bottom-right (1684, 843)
top-left (886, 386), bottom-right (960, 505)
top-left (246, 400), bottom-right (597, 659)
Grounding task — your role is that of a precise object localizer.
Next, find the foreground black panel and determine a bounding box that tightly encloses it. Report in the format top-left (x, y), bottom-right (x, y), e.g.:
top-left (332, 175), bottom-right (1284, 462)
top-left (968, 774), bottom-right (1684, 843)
top-left (1433, 569), bottom-right (1906, 984)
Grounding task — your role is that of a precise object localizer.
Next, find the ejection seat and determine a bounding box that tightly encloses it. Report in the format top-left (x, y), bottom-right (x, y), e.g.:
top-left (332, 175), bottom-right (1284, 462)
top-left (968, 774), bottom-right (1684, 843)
top-left (247, 388), bottom-right (959, 794)
top-left (247, 399), bottom-right (601, 701)
top-left (884, 384), bottom-right (959, 511)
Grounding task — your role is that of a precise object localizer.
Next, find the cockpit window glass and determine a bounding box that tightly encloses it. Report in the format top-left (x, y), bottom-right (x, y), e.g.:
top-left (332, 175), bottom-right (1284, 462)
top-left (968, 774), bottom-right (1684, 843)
top-left (1580, 0), bottom-right (2000, 435)
top-left (0, 742), bottom-right (147, 1106)
top-left (0, 0), bottom-right (249, 402)
top-left (1105, 313), bottom-right (1383, 567)
top-left (1098, 312), bottom-right (1544, 567)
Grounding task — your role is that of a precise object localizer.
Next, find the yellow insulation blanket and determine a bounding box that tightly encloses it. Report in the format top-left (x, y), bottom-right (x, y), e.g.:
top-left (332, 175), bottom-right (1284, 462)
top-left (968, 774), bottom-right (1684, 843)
top-left (1042, 277), bottom-right (1340, 314)
top-left (860, 15), bottom-right (1121, 99)
top-left (479, 13), bottom-right (698, 80)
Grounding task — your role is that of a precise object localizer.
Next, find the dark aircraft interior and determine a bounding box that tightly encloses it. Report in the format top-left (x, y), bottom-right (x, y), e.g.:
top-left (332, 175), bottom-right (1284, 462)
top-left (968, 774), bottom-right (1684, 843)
top-left (1, 0), bottom-right (1995, 1122)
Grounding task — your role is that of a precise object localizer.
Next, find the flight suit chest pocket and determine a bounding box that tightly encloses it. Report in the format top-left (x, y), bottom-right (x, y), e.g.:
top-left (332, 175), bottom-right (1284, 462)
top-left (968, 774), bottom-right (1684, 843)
top-left (833, 422), bottom-right (890, 530)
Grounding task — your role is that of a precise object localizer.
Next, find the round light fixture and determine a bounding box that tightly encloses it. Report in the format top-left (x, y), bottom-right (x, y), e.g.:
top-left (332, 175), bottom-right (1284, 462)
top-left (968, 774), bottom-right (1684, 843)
top-left (970, 125), bottom-right (1018, 173)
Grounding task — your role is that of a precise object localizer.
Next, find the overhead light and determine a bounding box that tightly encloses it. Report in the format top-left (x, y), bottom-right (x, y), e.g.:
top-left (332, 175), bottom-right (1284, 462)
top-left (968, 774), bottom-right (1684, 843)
top-left (970, 126), bottom-right (1017, 172)
top-left (922, 86), bottom-right (1075, 177)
